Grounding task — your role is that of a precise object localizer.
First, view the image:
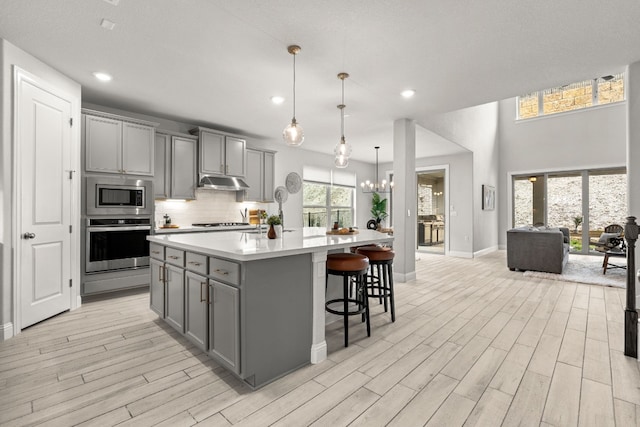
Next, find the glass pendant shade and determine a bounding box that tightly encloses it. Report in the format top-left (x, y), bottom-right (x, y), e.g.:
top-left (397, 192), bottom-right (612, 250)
top-left (283, 118), bottom-right (304, 146)
top-left (334, 137), bottom-right (351, 168)
top-left (283, 45), bottom-right (304, 146)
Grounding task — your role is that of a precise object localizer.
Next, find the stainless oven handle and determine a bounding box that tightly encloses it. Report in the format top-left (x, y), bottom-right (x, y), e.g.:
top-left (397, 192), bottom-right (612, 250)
top-left (87, 226), bottom-right (151, 232)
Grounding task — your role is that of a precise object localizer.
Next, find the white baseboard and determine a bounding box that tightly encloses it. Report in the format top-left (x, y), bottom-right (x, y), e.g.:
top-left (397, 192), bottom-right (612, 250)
top-left (474, 246), bottom-right (499, 258)
top-left (1, 322), bottom-right (14, 341)
top-left (394, 271), bottom-right (416, 283)
top-left (447, 251), bottom-right (473, 259)
top-left (498, 244), bottom-right (506, 250)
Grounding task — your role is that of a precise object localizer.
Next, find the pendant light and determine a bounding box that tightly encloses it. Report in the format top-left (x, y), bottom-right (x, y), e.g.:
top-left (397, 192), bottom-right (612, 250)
top-left (334, 72), bottom-right (352, 168)
top-left (283, 45), bottom-right (304, 146)
top-left (360, 146), bottom-right (394, 193)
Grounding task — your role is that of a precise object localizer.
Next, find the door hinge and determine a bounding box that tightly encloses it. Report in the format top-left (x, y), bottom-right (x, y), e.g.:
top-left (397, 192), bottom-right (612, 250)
top-left (69, 118), bottom-right (73, 127)
top-left (69, 225), bottom-right (72, 233)
top-left (69, 279), bottom-right (72, 288)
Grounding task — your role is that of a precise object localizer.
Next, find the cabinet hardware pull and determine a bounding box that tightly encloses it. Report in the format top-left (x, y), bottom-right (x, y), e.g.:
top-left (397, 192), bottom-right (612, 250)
top-left (188, 261), bottom-right (201, 266)
top-left (220, 163), bottom-right (224, 173)
top-left (168, 255), bottom-right (179, 259)
top-left (159, 265), bottom-right (164, 282)
top-left (214, 268), bottom-right (229, 275)
top-left (200, 282), bottom-right (207, 302)
top-left (152, 250), bottom-right (160, 254)
top-left (165, 266), bottom-right (169, 282)
top-left (208, 284), bottom-right (213, 304)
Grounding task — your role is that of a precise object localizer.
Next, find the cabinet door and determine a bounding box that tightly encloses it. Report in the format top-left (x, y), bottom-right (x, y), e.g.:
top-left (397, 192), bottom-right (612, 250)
top-left (165, 264), bottom-right (184, 332)
top-left (85, 115), bottom-right (122, 173)
top-left (185, 271), bottom-right (208, 350)
top-left (225, 136), bottom-right (246, 177)
top-left (150, 258), bottom-right (165, 317)
top-left (122, 122), bottom-right (155, 176)
top-left (200, 131), bottom-right (224, 175)
top-left (154, 133), bottom-right (170, 198)
top-left (171, 136), bottom-right (197, 199)
top-left (209, 280), bottom-right (240, 373)
top-left (263, 151), bottom-right (275, 202)
top-left (243, 149), bottom-right (263, 201)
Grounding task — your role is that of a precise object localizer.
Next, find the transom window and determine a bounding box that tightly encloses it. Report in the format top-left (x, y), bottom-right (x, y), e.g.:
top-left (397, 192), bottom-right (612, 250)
top-left (517, 73), bottom-right (625, 120)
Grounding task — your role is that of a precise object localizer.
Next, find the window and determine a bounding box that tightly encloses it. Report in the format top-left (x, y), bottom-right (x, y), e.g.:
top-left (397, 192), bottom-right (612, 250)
top-left (303, 182), bottom-right (354, 227)
top-left (302, 166), bottom-right (356, 228)
top-left (517, 73), bottom-right (624, 120)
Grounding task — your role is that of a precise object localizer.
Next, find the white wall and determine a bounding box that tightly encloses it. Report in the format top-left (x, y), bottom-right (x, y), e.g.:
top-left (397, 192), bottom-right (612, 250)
top-left (1, 39), bottom-right (82, 338)
top-left (415, 152), bottom-right (474, 255)
top-left (420, 102), bottom-right (500, 254)
top-left (498, 98), bottom-right (627, 246)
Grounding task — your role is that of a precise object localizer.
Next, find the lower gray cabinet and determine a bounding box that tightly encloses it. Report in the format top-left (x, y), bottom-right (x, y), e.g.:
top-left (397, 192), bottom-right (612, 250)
top-left (209, 279), bottom-right (240, 373)
top-left (185, 271), bottom-right (208, 350)
top-left (150, 258), bottom-right (165, 317)
top-left (165, 264), bottom-right (184, 332)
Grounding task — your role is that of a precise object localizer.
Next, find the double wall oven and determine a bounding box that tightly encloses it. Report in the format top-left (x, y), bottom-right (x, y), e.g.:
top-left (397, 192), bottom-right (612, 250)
top-left (85, 176), bottom-right (153, 275)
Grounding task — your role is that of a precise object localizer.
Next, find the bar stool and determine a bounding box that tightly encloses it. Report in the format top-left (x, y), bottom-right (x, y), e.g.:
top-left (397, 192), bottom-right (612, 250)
top-left (356, 246), bottom-right (395, 322)
top-left (326, 253), bottom-right (371, 347)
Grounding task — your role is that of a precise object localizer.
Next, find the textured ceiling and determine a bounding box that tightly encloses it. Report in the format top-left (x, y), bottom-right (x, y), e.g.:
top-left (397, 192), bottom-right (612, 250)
top-left (1, 0), bottom-right (639, 163)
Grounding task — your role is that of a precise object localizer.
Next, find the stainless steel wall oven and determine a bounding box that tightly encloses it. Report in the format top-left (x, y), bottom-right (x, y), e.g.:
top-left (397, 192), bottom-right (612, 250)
top-left (85, 218), bottom-right (151, 273)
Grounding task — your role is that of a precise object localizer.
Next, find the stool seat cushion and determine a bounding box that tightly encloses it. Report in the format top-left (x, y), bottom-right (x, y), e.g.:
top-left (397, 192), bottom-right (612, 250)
top-left (349, 243), bottom-right (379, 253)
top-left (356, 246), bottom-right (394, 261)
top-left (327, 253), bottom-right (369, 271)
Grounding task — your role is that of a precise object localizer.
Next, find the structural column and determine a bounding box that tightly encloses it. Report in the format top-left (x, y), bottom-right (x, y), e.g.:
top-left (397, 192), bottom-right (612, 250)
top-left (310, 250), bottom-right (327, 363)
top-left (392, 119), bottom-right (416, 282)
top-left (627, 62), bottom-right (640, 310)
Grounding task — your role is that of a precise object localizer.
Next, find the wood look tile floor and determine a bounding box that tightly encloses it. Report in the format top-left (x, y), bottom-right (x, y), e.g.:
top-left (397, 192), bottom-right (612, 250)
top-left (2, 251), bottom-right (640, 426)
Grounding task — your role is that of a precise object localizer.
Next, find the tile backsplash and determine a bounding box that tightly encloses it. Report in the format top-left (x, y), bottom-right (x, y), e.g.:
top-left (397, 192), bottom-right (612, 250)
top-left (154, 188), bottom-right (264, 227)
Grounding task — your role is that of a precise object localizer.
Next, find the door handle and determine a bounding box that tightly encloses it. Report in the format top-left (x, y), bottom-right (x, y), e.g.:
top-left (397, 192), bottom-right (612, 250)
top-left (23, 232), bottom-right (36, 239)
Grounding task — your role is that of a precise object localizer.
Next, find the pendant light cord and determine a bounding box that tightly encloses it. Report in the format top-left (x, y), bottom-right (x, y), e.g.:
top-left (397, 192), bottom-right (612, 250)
top-left (340, 77), bottom-right (345, 140)
top-left (292, 53), bottom-right (296, 121)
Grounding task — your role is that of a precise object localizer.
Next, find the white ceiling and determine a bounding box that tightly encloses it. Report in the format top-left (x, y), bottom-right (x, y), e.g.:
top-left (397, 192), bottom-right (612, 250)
top-left (1, 0), bottom-right (639, 163)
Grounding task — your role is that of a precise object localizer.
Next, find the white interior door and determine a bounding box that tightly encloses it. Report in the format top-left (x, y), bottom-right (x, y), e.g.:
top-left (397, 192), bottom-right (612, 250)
top-left (17, 72), bottom-right (72, 328)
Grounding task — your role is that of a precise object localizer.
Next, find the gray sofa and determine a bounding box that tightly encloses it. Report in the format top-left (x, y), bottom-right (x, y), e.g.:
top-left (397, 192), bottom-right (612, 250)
top-left (507, 226), bottom-right (570, 274)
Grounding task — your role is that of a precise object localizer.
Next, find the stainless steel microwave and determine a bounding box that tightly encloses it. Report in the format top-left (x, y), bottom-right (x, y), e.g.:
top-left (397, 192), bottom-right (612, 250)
top-left (86, 176), bottom-right (153, 216)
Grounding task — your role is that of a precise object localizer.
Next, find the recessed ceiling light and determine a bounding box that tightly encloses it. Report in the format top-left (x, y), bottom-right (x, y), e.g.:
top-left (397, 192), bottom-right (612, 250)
top-left (93, 72), bottom-right (112, 82)
top-left (401, 89), bottom-right (416, 98)
top-left (100, 19), bottom-right (116, 30)
top-left (102, 0), bottom-right (120, 5)
top-left (271, 96), bottom-right (285, 105)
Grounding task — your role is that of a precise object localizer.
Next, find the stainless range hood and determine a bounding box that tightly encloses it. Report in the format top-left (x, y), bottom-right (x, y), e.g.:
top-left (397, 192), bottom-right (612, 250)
top-left (199, 175), bottom-right (249, 191)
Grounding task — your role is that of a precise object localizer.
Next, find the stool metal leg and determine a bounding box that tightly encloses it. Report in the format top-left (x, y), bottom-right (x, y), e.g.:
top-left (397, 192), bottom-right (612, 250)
top-left (343, 275), bottom-right (349, 348)
top-left (363, 273), bottom-right (371, 337)
top-left (388, 263), bottom-right (395, 322)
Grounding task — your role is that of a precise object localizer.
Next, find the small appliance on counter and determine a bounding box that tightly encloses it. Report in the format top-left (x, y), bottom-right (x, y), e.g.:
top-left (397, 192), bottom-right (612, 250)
top-left (161, 214), bottom-right (179, 228)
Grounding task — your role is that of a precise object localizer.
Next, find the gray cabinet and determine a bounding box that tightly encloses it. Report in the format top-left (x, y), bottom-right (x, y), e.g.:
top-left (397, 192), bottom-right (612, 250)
top-left (154, 131), bottom-right (197, 199)
top-left (165, 264), bottom-right (184, 332)
top-left (209, 279), bottom-right (240, 373)
top-left (238, 148), bottom-right (275, 202)
top-left (185, 271), bottom-right (208, 350)
top-left (150, 258), bottom-right (165, 317)
top-left (193, 127), bottom-right (246, 178)
top-left (83, 109), bottom-right (157, 176)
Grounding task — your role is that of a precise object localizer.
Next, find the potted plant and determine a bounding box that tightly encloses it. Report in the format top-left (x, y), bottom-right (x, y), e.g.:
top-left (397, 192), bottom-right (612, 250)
top-left (266, 214), bottom-right (282, 239)
top-left (368, 192), bottom-right (389, 230)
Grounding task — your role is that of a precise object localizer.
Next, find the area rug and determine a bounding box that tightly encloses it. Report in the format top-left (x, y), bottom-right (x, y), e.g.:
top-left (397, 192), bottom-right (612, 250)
top-left (522, 255), bottom-right (626, 288)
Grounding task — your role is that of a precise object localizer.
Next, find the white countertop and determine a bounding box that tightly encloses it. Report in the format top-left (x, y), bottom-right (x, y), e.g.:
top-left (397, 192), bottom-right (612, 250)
top-left (147, 227), bottom-right (394, 261)
top-left (154, 224), bottom-right (263, 234)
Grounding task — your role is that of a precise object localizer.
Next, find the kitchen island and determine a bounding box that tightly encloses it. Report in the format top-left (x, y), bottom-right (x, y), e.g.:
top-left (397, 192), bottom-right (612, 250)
top-left (147, 227), bottom-right (393, 388)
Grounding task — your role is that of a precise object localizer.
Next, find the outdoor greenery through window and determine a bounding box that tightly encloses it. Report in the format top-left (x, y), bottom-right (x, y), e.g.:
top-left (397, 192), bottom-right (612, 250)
top-left (302, 181), bottom-right (354, 228)
top-left (517, 73), bottom-right (625, 120)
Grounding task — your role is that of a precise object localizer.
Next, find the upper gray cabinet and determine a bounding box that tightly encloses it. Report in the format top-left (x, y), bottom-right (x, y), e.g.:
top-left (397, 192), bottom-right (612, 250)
top-left (154, 131), bottom-right (197, 200)
top-left (192, 127), bottom-right (246, 178)
top-left (238, 148), bottom-right (275, 202)
top-left (83, 109), bottom-right (158, 176)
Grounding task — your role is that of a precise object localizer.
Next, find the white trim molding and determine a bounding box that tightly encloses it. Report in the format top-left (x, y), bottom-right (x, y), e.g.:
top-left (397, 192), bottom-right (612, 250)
top-left (1, 322), bottom-right (14, 341)
top-left (448, 251), bottom-right (473, 259)
top-left (474, 246), bottom-right (499, 258)
top-left (394, 271), bottom-right (416, 283)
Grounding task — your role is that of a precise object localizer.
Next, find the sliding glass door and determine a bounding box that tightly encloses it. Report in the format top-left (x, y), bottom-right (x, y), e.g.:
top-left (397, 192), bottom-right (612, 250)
top-left (512, 167), bottom-right (626, 254)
